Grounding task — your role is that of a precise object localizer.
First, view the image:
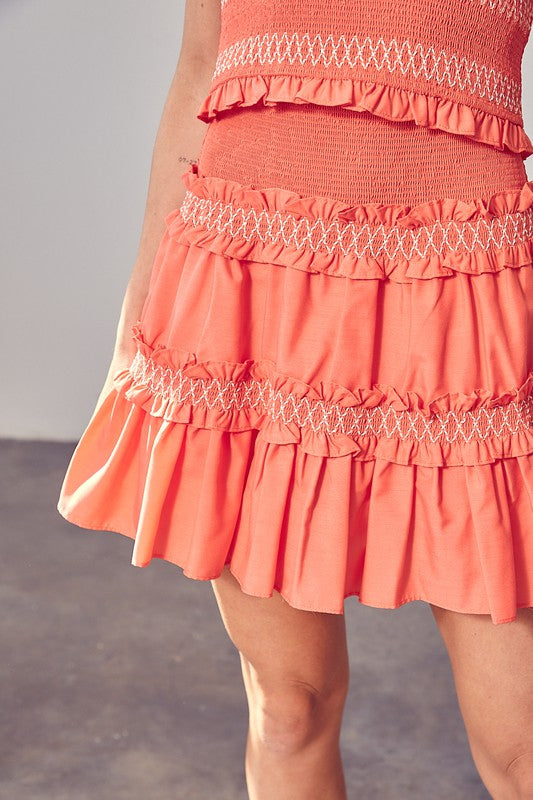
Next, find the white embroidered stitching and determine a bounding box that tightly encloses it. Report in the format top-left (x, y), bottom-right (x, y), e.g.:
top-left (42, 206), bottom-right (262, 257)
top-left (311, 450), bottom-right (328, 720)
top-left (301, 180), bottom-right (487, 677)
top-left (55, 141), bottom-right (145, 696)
top-left (212, 33), bottom-right (522, 113)
top-left (478, 0), bottom-right (533, 32)
top-left (129, 350), bottom-right (532, 445)
top-left (178, 189), bottom-right (533, 264)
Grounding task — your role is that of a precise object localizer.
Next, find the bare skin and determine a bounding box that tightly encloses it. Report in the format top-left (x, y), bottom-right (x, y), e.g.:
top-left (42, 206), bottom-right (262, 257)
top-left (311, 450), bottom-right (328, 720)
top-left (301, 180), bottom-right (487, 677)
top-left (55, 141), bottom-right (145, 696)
top-left (211, 566), bottom-right (350, 800)
top-left (97, 2), bottom-right (533, 795)
top-left (429, 604), bottom-right (533, 800)
top-left (93, 0), bottom-right (222, 415)
top-left (212, 566), bottom-right (533, 799)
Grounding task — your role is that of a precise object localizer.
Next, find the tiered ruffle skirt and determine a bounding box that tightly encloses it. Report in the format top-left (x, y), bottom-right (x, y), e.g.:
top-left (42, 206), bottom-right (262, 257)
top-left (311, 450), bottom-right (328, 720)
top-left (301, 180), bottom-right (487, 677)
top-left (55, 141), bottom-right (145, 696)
top-left (57, 102), bottom-right (533, 624)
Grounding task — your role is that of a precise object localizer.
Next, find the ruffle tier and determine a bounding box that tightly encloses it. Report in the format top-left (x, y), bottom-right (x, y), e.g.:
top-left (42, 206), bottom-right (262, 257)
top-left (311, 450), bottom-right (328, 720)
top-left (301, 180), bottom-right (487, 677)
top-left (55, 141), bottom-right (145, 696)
top-left (117, 324), bottom-right (533, 468)
top-left (196, 74), bottom-right (533, 159)
top-left (168, 162), bottom-right (533, 284)
top-left (57, 161), bottom-right (533, 625)
top-left (57, 362), bottom-right (533, 624)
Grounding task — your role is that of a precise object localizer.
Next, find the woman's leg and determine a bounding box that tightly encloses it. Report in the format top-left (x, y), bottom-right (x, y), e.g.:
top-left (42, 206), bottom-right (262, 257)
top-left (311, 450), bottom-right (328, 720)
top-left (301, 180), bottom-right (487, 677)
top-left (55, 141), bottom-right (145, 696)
top-left (430, 604), bottom-right (533, 799)
top-left (210, 565), bottom-right (350, 800)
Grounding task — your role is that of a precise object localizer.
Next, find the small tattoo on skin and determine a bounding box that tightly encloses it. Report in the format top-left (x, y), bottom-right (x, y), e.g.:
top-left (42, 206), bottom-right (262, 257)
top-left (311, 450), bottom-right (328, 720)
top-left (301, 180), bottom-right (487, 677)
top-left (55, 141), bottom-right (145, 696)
top-left (177, 156), bottom-right (196, 165)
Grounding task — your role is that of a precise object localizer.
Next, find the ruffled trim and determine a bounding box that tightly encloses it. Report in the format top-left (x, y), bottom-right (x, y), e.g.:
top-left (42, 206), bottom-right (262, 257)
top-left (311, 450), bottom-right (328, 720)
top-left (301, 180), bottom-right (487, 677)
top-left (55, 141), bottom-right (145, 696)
top-left (164, 162), bottom-right (533, 284)
top-left (111, 324), bottom-right (533, 467)
top-left (196, 74), bottom-right (533, 159)
top-left (56, 375), bottom-right (533, 623)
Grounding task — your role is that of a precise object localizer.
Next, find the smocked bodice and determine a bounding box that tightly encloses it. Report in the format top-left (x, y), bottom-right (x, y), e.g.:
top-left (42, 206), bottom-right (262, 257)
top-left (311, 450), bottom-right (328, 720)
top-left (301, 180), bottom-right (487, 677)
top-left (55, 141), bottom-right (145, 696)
top-left (197, 0), bottom-right (533, 158)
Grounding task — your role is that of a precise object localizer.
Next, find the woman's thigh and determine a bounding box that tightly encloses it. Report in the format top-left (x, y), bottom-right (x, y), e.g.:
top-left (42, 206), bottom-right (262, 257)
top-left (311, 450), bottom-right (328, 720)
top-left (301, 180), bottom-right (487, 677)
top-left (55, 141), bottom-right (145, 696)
top-left (210, 565), bottom-right (350, 711)
top-left (430, 604), bottom-right (533, 797)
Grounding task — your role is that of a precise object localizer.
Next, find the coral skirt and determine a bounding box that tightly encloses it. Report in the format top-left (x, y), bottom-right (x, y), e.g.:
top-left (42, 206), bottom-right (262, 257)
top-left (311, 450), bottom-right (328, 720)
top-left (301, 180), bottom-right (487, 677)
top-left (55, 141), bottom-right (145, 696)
top-left (57, 102), bottom-right (533, 624)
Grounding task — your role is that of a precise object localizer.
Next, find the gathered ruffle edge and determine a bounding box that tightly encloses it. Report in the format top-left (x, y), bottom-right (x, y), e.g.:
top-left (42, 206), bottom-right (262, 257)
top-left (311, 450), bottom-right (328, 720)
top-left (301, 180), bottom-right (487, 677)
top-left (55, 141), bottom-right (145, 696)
top-left (164, 161), bottom-right (533, 283)
top-left (196, 73), bottom-right (533, 159)
top-left (111, 324), bottom-right (533, 467)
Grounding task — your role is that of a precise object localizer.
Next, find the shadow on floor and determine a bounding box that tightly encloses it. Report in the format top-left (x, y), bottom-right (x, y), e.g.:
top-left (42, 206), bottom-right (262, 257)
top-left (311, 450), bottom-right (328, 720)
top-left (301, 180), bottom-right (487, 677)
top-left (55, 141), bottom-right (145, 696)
top-left (1, 438), bottom-right (490, 800)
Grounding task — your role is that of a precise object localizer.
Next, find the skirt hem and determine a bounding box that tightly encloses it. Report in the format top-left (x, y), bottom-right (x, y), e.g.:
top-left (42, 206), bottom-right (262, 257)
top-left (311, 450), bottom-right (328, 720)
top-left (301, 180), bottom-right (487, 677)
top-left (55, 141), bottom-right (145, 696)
top-left (56, 502), bottom-right (532, 624)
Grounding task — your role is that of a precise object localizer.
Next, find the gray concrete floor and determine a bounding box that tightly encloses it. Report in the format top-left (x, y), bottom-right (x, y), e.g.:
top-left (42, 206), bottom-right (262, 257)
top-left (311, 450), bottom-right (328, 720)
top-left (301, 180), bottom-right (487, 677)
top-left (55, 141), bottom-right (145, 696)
top-left (1, 438), bottom-right (491, 800)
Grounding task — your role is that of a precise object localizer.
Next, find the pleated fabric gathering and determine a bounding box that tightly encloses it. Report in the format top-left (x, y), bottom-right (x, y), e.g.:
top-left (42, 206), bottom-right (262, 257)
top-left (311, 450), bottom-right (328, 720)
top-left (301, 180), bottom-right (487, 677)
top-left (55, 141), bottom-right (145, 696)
top-left (57, 49), bottom-right (533, 624)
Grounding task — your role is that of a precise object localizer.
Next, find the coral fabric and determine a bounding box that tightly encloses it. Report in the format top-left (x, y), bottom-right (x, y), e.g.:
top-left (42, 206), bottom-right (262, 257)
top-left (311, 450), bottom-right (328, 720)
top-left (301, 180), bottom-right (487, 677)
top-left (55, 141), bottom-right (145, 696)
top-left (57, 5), bottom-right (533, 624)
top-left (199, 103), bottom-right (531, 206)
top-left (198, 0), bottom-right (533, 157)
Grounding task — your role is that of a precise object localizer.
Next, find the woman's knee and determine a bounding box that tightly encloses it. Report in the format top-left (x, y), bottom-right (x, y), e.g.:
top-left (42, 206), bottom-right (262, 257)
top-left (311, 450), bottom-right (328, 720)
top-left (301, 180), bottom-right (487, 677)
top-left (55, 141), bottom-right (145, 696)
top-left (211, 565), bottom-right (350, 753)
top-left (430, 605), bottom-right (533, 799)
top-left (503, 749), bottom-right (533, 800)
top-left (249, 675), bottom-right (349, 755)
top-left (473, 745), bottom-right (533, 800)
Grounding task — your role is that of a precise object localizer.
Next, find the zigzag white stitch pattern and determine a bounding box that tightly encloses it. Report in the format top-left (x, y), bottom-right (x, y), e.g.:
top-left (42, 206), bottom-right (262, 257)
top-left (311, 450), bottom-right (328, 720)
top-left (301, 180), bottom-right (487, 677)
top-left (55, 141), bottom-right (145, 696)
top-left (212, 33), bottom-right (522, 113)
top-left (478, 0), bottom-right (533, 32)
top-left (128, 350), bottom-right (532, 445)
top-left (178, 190), bottom-right (533, 262)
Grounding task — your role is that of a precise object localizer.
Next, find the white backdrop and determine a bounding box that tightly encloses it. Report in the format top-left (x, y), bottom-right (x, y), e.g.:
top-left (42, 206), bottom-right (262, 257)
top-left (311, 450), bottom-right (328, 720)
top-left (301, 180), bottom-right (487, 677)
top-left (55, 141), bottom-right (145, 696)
top-left (1, 0), bottom-right (532, 440)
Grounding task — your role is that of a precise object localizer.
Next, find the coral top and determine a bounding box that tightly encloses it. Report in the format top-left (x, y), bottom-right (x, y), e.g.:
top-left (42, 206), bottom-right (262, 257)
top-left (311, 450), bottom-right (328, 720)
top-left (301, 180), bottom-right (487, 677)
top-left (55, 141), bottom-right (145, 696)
top-left (199, 0), bottom-right (533, 157)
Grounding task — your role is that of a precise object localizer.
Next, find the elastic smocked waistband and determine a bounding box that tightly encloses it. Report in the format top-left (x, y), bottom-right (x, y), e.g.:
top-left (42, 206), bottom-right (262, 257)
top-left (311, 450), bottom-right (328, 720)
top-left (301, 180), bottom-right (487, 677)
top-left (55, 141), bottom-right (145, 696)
top-left (197, 103), bottom-right (529, 208)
